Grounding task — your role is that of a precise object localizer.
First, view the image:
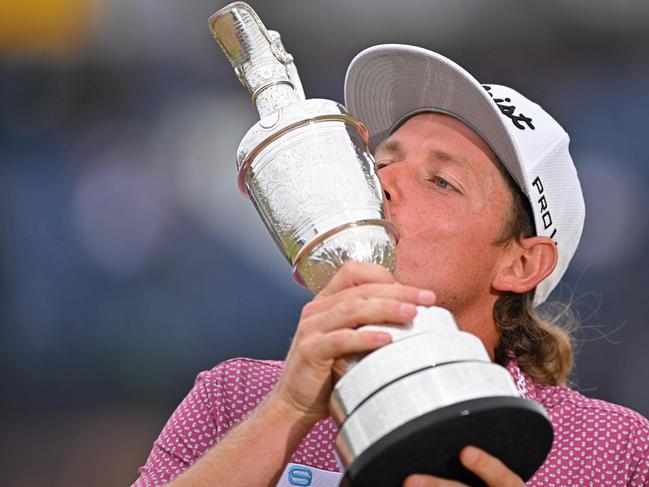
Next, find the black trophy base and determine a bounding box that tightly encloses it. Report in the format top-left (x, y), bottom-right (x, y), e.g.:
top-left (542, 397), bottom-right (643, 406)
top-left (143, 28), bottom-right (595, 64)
top-left (341, 396), bottom-right (553, 487)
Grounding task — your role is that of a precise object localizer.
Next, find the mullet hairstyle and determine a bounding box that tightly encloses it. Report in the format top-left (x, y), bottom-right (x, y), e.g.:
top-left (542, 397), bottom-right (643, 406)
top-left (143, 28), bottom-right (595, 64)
top-left (492, 173), bottom-right (576, 386)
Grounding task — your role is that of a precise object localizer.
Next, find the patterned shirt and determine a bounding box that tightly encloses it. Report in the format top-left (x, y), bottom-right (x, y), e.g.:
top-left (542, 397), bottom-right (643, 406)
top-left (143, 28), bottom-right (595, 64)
top-left (133, 358), bottom-right (649, 486)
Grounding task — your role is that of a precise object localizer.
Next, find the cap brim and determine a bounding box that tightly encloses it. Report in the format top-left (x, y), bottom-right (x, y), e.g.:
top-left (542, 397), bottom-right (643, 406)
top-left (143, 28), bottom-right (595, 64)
top-left (344, 44), bottom-right (527, 192)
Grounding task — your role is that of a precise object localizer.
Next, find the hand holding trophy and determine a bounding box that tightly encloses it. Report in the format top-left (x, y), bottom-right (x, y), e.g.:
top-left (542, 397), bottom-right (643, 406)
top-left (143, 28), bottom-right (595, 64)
top-left (208, 3), bottom-right (553, 486)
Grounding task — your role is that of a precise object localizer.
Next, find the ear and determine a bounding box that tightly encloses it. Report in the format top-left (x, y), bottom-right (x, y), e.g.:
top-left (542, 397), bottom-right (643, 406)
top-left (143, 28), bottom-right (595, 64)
top-left (492, 236), bottom-right (558, 294)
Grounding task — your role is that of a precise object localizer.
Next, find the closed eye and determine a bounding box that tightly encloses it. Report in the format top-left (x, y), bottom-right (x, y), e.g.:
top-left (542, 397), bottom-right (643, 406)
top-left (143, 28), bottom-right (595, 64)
top-left (375, 159), bottom-right (393, 170)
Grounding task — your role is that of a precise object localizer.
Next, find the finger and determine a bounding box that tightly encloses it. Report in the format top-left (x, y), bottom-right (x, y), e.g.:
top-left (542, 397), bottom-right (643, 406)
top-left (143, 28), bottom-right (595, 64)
top-left (303, 297), bottom-right (419, 333)
top-left (460, 446), bottom-right (524, 487)
top-left (403, 474), bottom-right (466, 487)
top-left (309, 328), bottom-right (393, 361)
top-left (318, 261), bottom-right (395, 296)
top-left (303, 283), bottom-right (436, 319)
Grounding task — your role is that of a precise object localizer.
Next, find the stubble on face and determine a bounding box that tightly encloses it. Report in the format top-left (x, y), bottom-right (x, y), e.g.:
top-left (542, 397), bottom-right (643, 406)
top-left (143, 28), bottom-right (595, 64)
top-left (378, 113), bottom-right (518, 320)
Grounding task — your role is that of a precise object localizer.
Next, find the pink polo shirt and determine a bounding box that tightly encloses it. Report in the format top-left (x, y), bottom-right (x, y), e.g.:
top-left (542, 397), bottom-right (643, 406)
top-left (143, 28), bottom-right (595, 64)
top-left (133, 358), bottom-right (649, 486)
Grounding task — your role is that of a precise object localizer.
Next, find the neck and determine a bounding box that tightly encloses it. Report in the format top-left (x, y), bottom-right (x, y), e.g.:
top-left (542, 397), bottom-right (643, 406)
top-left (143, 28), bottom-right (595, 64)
top-left (450, 295), bottom-right (500, 361)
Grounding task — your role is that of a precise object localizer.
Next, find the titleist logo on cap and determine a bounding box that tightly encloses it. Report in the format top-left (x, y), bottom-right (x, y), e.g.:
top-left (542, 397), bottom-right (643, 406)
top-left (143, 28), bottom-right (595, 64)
top-left (483, 85), bottom-right (535, 131)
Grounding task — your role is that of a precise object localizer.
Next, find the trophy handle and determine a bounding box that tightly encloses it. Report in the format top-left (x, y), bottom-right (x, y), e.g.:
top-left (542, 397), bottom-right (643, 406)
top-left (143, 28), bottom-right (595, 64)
top-left (208, 2), bottom-right (304, 116)
top-left (268, 30), bottom-right (305, 100)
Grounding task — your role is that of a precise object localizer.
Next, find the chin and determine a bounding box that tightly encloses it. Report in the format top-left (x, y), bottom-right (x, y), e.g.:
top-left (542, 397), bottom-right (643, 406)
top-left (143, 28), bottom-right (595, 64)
top-left (393, 264), bottom-right (427, 290)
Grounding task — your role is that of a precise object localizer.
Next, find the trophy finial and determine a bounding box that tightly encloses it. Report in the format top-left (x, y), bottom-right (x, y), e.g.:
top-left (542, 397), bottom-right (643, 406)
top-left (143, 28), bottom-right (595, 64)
top-left (209, 2), bottom-right (304, 117)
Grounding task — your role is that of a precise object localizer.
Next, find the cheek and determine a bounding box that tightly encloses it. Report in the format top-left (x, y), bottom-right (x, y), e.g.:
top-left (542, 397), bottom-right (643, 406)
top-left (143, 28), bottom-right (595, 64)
top-left (400, 192), bottom-right (464, 236)
top-left (393, 203), bottom-right (505, 284)
top-left (393, 203), bottom-right (464, 270)
top-left (468, 179), bottom-right (512, 239)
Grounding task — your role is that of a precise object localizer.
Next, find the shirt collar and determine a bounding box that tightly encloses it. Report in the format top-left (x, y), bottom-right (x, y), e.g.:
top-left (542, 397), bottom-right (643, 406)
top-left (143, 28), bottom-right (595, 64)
top-left (505, 357), bottom-right (552, 405)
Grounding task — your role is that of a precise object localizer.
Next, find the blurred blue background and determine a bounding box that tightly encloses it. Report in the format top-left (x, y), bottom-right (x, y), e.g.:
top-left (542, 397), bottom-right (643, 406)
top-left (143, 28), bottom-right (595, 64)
top-left (1, 1), bottom-right (648, 485)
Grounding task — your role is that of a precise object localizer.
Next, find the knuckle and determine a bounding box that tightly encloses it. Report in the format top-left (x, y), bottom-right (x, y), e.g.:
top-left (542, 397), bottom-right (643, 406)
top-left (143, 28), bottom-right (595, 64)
top-left (339, 298), bottom-right (361, 316)
top-left (298, 316), bottom-right (315, 332)
top-left (372, 298), bottom-right (404, 321)
top-left (406, 286), bottom-right (423, 301)
top-left (340, 260), bottom-right (361, 274)
top-left (301, 298), bottom-right (324, 320)
top-left (300, 301), bottom-right (315, 319)
top-left (374, 263), bottom-right (393, 275)
top-left (298, 335), bottom-right (318, 357)
top-left (386, 298), bottom-right (403, 314)
top-left (357, 282), bottom-right (387, 298)
top-left (360, 328), bottom-right (380, 343)
top-left (395, 284), bottom-right (419, 301)
top-left (327, 330), bottom-right (349, 350)
top-left (358, 283), bottom-right (379, 297)
top-left (373, 263), bottom-right (395, 281)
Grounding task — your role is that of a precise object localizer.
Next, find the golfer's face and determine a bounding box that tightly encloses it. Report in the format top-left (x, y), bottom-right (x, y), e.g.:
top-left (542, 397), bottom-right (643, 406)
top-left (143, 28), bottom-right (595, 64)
top-left (375, 112), bottom-right (515, 321)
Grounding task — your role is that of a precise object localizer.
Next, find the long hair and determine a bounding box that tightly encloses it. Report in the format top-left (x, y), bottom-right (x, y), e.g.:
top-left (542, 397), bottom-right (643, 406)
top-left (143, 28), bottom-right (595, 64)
top-left (493, 174), bottom-right (576, 386)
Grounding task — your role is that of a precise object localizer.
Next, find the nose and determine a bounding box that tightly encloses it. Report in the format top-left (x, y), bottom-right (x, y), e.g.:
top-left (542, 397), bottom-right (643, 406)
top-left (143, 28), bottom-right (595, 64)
top-left (377, 163), bottom-right (402, 207)
top-left (383, 186), bottom-right (391, 202)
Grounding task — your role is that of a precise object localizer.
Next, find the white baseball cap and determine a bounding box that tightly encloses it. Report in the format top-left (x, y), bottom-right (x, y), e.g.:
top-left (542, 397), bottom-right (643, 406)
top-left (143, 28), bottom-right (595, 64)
top-left (344, 44), bottom-right (585, 306)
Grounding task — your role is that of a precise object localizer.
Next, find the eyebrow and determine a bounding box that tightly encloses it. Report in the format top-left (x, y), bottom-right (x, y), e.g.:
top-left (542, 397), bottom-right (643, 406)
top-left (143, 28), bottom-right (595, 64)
top-left (429, 149), bottom-right (471, 170)
top-left (375, 138), bottom-right (402, 156)
top-left (376, 139), bottom-right (471, 171)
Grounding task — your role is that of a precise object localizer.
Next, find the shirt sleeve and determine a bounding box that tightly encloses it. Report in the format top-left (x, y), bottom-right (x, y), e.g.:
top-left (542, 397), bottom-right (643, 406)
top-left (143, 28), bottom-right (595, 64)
top-left (130, 369), bottom-right (225, 487)
top-left (629, 420), bottom-right (649, 487)
top-left (131, 358), bottom-right (282, 486)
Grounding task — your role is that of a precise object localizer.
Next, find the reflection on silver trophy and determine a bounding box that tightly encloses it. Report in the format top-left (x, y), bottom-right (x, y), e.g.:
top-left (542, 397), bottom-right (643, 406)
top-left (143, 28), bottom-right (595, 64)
top-left (208, 3), bottom-right (553, 486)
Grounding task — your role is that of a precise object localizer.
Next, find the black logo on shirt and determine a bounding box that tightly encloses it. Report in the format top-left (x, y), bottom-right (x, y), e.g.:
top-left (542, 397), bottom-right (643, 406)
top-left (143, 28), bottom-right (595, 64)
top-left (483, 85), bottom-right (535, 131)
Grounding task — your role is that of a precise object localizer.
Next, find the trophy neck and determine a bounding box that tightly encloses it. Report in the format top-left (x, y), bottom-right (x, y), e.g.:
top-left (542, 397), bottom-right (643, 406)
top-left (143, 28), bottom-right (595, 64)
top-left (253, 83), bottom-right (299, 118)
top-left (209, 2), bottom-right (304, 118)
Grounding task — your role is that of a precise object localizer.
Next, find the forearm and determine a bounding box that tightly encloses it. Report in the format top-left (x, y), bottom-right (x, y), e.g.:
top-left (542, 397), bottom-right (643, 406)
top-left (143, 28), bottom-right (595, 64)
top-left (166, 394), bottom-right (313, 487)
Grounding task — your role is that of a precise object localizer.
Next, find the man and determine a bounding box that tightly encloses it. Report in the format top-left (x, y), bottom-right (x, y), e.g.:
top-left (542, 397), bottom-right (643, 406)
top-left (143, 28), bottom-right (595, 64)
top-left (133, 45), bottom-right (649, 486)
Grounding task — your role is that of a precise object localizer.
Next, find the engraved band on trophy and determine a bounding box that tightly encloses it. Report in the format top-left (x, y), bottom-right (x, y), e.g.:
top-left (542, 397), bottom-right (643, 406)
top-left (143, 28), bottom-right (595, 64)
top-left (208, 3), bottom-right (553, 486)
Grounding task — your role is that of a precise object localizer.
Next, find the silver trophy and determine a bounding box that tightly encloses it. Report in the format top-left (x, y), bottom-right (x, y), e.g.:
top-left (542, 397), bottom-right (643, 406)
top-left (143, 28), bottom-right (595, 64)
top-left (209, 4), bottom-right (552, 486)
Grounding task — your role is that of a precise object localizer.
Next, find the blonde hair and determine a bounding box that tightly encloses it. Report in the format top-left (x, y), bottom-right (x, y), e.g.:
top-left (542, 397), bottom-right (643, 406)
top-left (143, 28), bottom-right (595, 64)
top-left (493, 172), bottom-right (577, 386)
top-left (494, 291), bottom-right (576, 385)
